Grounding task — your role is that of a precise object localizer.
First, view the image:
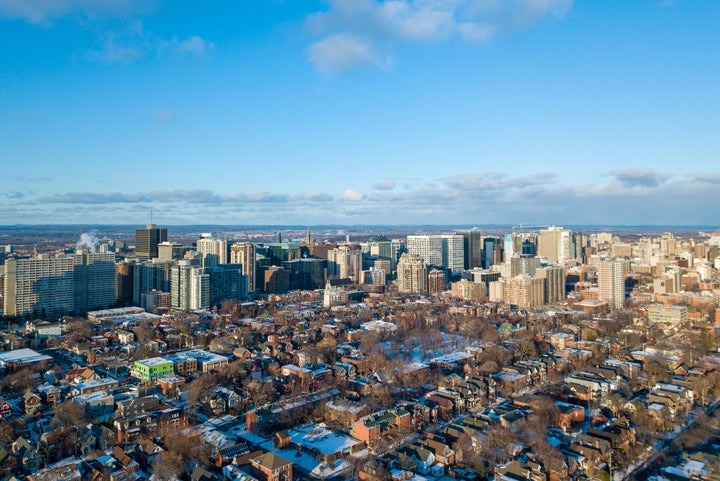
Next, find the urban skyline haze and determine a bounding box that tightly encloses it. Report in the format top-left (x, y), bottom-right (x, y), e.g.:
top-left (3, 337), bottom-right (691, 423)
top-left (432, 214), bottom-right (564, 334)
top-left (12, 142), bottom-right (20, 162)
top-left (1, 0), bottom-right (719, 226)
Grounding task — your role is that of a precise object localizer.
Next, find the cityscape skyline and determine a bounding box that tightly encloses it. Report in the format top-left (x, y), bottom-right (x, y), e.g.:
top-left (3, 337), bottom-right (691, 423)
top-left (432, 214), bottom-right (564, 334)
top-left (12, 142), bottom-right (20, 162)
top-left (2, 1), bottom-right (719, 225)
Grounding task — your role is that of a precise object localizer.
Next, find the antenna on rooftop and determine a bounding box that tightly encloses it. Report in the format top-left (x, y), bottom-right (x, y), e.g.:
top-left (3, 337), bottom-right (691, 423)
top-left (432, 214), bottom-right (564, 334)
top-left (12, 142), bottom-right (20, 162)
top-left (150, 207), bottom-right (153, 224)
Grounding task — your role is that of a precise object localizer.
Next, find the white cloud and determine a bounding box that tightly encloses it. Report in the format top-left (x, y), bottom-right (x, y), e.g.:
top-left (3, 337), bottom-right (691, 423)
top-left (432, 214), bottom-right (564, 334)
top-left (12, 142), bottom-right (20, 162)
top-left (0, 0), bottom-right (152, 24)
top-left (26, 170), bottom-right (720, 225)
top-left (176, 36), bottom-right (215, 56)
top-left (372, 179), bottom-right (396, 190)
top-left (306, 0), bottom-right (574, 72)
top-left (337, 189), bottom-right (367, 201)
top-left (87, 26), bottom-right (216, 64)
top-left (309, 33), bottom-right (387, 73)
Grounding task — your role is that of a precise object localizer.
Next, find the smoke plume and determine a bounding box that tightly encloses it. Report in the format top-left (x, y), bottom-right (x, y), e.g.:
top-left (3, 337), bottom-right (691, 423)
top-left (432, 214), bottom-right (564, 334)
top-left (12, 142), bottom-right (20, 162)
top-left (76, 232), bottom-right (105, 253)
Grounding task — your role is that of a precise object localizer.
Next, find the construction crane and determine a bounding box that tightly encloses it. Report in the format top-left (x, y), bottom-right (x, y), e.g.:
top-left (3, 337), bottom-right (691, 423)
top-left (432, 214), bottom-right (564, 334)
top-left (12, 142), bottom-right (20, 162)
top-left (511, 224), bottom-right (550, 231)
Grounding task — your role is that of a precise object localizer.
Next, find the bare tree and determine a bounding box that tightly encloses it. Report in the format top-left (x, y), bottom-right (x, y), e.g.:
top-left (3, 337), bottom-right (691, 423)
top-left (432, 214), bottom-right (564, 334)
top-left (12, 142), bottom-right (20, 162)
top-left (52, 399), bottom-right (85, 429)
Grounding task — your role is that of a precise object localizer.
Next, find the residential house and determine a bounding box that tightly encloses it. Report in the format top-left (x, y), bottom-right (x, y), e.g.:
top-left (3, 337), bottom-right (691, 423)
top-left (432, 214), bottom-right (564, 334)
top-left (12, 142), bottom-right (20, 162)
top-left (250, 452), bottom-right (292, 481)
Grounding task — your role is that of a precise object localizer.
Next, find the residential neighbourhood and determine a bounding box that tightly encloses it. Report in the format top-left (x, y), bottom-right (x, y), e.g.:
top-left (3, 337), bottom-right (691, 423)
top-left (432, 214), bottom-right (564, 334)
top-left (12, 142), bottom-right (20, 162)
top-left (1, 226), bottom-right (720, 481)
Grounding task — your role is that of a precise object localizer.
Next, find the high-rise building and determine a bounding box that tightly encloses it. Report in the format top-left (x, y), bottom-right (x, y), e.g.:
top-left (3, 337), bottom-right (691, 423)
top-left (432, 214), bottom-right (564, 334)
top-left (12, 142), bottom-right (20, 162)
top-left (407, 235), bottom-right (443, 268)
top-left (196, 234), bottom-right (229, 268)
top-left (115, 260), bottom-right (135, 306)
top-left (457, 230), bottom-right (482, 269)
top-left (535, 264), bottom-right (566, 305)
top-left (282, 258), bottom-right (327, 290)
top-left (157, 242), bottom-right (184, 261)
top-left (263, 266), bottom-right (290, 293)
top-left (504, 275), bottom-right (544, 309)
top-left (482, 237), bottom-right (502, 269)
top-left (407, 234), bottom-right (464, 271)
top-left (428, 269), bottom-right (446, 294)
top-left (451, 280), bottom-right (486, 302)
top-left (558, 230), bottom-right (578, 262)
top-left (327, 244), bottom-right (362, 282)
top-left (396, 253), bottom-right (428, 294)
top-left (73, 251), bottom-right (116, 314)
top-left (133, 259), bottom-right (173, 305)
top-left (369, 241), bottom-right (393, 260)
top-left (230, 242), bottom-right (257, 292)
top-left (504, 234), bottom-right (515, 259)
top-left (441, 234), bottom-right (465, 272)
top-left (135, 224), bottom-right (167, 259)
top-left (390, 239), bottom-right (406, 269)
top-left (207, 264), bottom-right (247, 307)
top-left (598, 259), bottom-right (625, 310)
top-left (4, 251), bottom-right (115, 319)
top-left (510, 254), bottom-right (542, 277)
top-left (171, 261), bottom-right (209, 311)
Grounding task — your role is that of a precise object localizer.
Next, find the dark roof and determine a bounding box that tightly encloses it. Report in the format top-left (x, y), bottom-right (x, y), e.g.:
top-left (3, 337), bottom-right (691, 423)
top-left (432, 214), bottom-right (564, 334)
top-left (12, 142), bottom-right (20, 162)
top-left (252, 451), bottom-right (292, 470)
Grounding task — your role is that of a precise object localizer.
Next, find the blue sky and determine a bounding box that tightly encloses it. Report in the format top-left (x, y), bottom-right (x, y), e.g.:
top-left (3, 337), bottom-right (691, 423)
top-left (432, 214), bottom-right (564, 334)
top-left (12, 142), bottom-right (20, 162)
top-left (1, 0), bottom-right (718, 226)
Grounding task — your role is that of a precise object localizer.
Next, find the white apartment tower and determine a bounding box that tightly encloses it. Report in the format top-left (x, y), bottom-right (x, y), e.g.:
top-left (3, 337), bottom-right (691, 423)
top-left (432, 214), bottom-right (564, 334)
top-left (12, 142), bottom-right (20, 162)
top-left (196, 234), bottom-right (228, 268)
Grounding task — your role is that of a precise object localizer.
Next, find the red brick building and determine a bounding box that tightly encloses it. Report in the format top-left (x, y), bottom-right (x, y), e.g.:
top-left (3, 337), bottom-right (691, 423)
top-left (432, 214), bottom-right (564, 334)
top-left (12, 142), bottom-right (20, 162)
top-left (251, 452), bottom-right (292, 481)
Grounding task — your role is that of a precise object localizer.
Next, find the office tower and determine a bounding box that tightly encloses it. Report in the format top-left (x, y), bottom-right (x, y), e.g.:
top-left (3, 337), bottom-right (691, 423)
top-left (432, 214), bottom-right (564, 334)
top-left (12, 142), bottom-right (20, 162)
top-left (135, 224), bottom-right (167, 259)
top-left (390, 239), bottom-right (406, 269)
top-left (407, 234), bottom-right (464, 271)
top-left (407, 235), bottom-right (443, 268)
top-left (396, 253), bottom-right (428, 294)
top-left (504, 234), bottom-right (515, 259)
top-left (537, 227), bottom-right (560, 261)
top-left (369, 241), bottom-right (393, 260)
top-left (482, 237), bottom-right (502, 269)
top-left (4, 252), bottom-right (115, 319)
top-left (510, 254), bottom-right (542, 277)
top-left (441, 234), bottom-right (465, 272)
top-left (207, 264), bottom-right (248, 307)
top-left (457, 230), bottom-right (482, 269)
top-left (282, 258), bottom-right (327, 290)
top-left (598, 259), bottom-right (625, 310)
top-left (327, 244), bottom-right (362, 282)
top-left (158, 242), bottom-right (184, 261)
top-left (535, 264), bottom-right (566, 304)
top-left (196, 234), bottom-right (229, 268)
top-left (428, 269), bottom-right (446, 294)
top-left (263, 266), bottom-right (290, 293)
top-left (115, 261), bottom-right (135, 306)
top-left (521, 238), bottom-right (537, 256)
top-left (262, 243), bottom-right (301, 264)
top-left (504, 275), bottom-right (544, 309)
top-left (538, 226), bottom-right (577, 262)
top-left (230, 242), bottom-right (257, 292)
top-left (133, 259), bottom-right (173, 305)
